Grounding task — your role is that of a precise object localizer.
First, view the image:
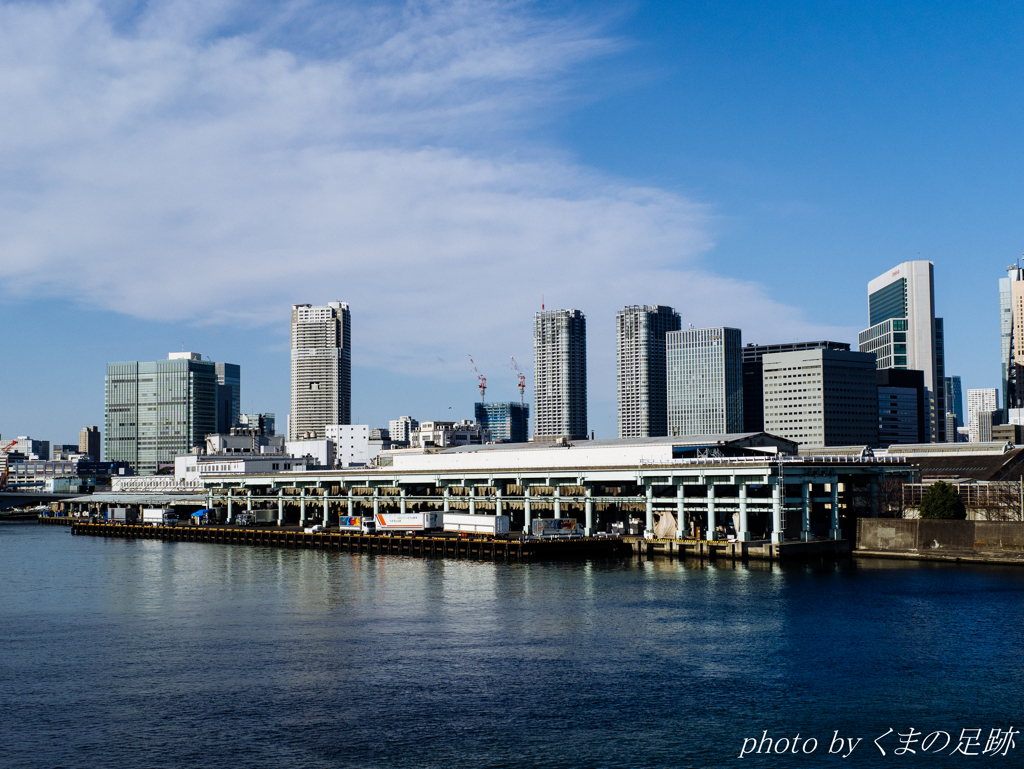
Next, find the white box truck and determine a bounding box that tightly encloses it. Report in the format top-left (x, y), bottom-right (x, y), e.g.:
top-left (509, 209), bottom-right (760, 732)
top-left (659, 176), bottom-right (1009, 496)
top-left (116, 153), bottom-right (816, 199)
top-left (375, 512), bottom-right (442, 533)
top-left (443, 513), bottom-right (509, 536)
top-left (338, 516), bottom-right (376, 534)
top-left (142, 508), bottom-right (178, 527)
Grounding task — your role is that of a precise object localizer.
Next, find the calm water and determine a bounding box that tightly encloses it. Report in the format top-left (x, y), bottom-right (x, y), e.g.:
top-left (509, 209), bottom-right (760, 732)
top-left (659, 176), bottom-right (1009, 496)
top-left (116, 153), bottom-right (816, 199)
top-left (3, 523), bottom-right (1023, 768)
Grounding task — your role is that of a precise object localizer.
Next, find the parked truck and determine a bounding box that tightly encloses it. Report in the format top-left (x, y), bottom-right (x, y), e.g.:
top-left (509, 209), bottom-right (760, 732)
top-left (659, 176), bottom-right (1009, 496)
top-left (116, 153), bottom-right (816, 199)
top-left (374, 512), bottom-right (442, 533)
top-left (142, 508), bottom-right (178, 527)
top-left (108, 507), bottom-right (139, 525)
top-left (531, 518), bottom-right (578, 537)
top-left (338, 516), bottom-right (376, 534)
top-left (443, 513), bottom-right (509, 536)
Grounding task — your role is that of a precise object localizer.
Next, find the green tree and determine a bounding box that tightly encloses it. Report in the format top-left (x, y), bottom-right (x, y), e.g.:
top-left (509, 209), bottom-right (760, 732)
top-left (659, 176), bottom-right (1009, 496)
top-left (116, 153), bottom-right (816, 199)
top-left (918, 481), bottom-right (967, 520)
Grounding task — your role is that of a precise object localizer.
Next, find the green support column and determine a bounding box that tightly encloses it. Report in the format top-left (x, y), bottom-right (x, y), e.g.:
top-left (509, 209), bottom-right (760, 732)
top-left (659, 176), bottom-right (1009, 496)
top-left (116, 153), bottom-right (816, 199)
top-left (830, 477), bottom-right (841, 540)
top-left (801, 482), bottom-right (812, 541)
top-left (706, 482), bottom-right (717, 542)
top-left (739, 483), bottom-right (750, 541)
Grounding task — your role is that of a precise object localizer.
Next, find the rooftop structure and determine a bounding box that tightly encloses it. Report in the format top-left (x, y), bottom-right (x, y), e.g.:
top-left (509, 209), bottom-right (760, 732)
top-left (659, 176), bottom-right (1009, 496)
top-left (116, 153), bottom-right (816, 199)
top-left (475, 402), bottom-right (530, 443)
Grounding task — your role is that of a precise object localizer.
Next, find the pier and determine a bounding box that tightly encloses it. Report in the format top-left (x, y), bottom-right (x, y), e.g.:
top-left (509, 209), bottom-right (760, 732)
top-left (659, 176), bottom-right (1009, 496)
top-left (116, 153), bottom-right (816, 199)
top-left (57, 518), bottom-right (630, 562)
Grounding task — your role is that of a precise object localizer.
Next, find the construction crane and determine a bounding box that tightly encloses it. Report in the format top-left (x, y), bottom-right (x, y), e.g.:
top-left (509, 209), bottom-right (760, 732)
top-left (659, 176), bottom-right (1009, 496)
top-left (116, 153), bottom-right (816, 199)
top-left (468, 355), bottom-right (487, 403)
top-left (0, 440), bottom-right (18, 491)
top-left (510, 357), bottom-right (526, 405)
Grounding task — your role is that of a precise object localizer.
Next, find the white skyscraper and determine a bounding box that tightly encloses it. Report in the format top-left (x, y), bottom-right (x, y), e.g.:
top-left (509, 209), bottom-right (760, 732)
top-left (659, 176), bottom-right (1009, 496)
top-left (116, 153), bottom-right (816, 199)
top-left (533, 309), bottom-right (587, 440)
top-left (967, 388), bottom-right (999, 443)
top-left (666, 327), bottom-right (743, 436)
top-left (858, 260), bottom-right (945, 442)
top-left (616, 305), bottom-right (681, 438)
top-left (290, 302), bottom-right (351, 440)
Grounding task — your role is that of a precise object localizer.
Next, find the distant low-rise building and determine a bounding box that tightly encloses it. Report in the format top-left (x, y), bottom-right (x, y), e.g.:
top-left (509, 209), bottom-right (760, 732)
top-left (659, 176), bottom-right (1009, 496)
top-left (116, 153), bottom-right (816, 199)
top-left (410, 420), bottom-right (488, 449)
top-left (5, 458), bottom-right (132, 490)
top-left (286, 438), bottom-right (334, 468)
top-left (389, 416), bottom-right (419, 445)
top-left (12, 436), bottom-right (49, 460)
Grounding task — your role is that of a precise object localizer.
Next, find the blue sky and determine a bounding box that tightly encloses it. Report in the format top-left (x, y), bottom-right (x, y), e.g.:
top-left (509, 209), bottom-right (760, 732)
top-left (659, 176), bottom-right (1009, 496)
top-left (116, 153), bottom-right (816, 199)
top-left (0, 0), bottom-right (1017, 447)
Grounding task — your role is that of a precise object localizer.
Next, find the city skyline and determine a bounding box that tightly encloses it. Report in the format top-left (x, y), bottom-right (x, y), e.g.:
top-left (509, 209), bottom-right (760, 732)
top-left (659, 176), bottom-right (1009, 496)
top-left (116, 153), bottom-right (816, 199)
top-left (2, 1), bottom-right (1023, 444)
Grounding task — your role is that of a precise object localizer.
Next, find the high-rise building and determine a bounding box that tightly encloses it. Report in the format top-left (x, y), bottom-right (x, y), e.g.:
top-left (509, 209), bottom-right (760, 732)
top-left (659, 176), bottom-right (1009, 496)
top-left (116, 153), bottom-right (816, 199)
top-left (388, 416), bottom-right (419, 445)
top-left (290, 302), bottom-right (351, 439)
top-left (967, 388), bottom-right (999, 443)
top-left (616, 305), bottom-right (680, 438)
top-left (78, 426), bottom-right (100, 460)
top-left (533, 309), bottom-right (587, 440)
top-left (666, 327), bottom-right (743, 436)
top-left (877, 369), bottom-right (925, 446)
top-left (858, 260), bottom-right (945, 441)
top-left (475, 402), bottom-right (530, 443)
top-left (944, 376), bottom-right (964, 430)
top-left (763, 349), bottom-right (878, 447)
top-left (1000, 264), bottom-right (1024, 416)
top-left (105, 352), bottom-right (224, 475)
top-left (215, 363), bottom-right (241, 434)
top-left (742, 341), bottom-right (851, 432)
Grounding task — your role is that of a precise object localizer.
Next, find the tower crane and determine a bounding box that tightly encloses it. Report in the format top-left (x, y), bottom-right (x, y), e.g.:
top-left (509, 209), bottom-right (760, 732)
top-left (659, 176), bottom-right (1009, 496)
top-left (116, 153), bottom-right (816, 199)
top-left (510, 357), bottom-right (526, 405)
top-left (468, 355), bottom-right (487, 403)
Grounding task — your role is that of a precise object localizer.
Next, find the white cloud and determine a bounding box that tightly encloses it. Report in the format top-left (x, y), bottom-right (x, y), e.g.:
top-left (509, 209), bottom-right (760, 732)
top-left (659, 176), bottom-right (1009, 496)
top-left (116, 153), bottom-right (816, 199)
top-left (0, 0), bottom-right (852, 411)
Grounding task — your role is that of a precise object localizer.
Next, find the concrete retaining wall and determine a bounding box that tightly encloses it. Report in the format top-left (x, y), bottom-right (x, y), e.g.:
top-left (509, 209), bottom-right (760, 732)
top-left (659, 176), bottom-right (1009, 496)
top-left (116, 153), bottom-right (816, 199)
top-left (857, 519), bottom-right (1024, 559)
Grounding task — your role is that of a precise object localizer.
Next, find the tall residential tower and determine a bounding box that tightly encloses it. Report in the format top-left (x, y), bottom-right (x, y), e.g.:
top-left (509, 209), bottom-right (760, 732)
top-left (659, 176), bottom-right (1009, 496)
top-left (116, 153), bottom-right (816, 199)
top-left (533, 309), bottom-right (587, 440)
top-left (290, 302), bottom-right (351, 440)
top-left (616, 305), bottom-right (681, 438)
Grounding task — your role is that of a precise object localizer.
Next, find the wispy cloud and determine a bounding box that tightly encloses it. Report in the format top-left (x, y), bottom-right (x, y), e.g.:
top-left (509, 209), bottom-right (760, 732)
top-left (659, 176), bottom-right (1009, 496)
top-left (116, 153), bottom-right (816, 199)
top-left (0, 0), bottom-right (850, 398)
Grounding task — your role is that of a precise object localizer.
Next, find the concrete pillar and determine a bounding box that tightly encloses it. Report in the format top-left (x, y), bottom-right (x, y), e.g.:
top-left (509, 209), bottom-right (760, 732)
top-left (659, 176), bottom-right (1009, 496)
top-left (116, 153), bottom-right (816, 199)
top-left (584, 486), bottom-right (593, 535)
top-left (739, 483), bottom-right (750, 541)
top-left (676, 483), bottom-right (685, 539)
top-left (830, 478), bottom-right (841, 540)
top-left (246, 489), bottom-right (252, 520)
top-left (554, 486), bottom-right (561, 519)
top-left (469, 485), bottom-right (476, 515)
top-left (495, 484), bottom-right (503, 517)
top-left (802, 482), bottom-right (812, 541)
top-left (323, 488), bottom-right (330, 526)
top-left (373, 487), bottom-right (379, 517)
top-left (645, 484), bottom-right (654, 533)
top-left (347, 489), bottom-right (353, 518)
top-left (771, 480), bottom-right (783, 544)
top-left (400, 487), bottom-right (407, 515)
top-left (443, 486), bottom-right (450, 513)
top-left (277, 489), bottom-right (284, 526)
top-left (706, 483), bottom-right (717, 542)
top-left (227, 489), bottom-right (233, 523)
top-left (300, 487), bottom-right (307, 526)
top-left (524, 488), bottom-right (532, 535)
